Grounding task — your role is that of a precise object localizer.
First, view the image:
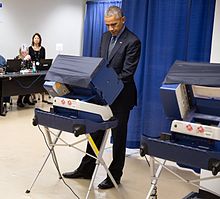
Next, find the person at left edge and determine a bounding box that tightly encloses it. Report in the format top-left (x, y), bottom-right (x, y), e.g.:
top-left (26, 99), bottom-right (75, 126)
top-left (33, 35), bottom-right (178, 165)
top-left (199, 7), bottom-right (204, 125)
top-left (0, 55), bottom-right (11, 106)
top-left (0, 54), bottom-right (6, 72)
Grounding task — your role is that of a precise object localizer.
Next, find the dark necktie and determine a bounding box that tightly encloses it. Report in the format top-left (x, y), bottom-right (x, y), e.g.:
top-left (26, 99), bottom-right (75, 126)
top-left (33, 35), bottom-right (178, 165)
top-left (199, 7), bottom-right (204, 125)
top-left (108, 36), bottom-right (117, 59)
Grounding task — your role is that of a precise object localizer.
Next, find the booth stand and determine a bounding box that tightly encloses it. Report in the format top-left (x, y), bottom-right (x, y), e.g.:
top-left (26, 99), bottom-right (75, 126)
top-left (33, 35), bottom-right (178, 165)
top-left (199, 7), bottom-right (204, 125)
top-left (26, 55), bottom-right (123, 198)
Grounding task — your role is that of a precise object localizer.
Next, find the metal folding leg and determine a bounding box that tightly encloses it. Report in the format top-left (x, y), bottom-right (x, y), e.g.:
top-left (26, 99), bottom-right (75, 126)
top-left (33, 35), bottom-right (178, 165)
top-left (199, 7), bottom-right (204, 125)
top-left (26, 128), bottom-right (62, 193)
top-left (86, 128), bottom-right (119, 199)
top-left (145, 156), bottom-right (220, 199)
top-left (27, 127), bottom-right (119, 198)
top-left (146, 156), bottom-right (165, 199)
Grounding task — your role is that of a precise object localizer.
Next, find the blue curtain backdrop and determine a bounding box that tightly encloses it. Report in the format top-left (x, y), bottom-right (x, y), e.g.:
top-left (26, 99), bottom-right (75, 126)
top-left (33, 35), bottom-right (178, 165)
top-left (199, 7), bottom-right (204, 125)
top-left (82, 0), bottom-right (216, 148)
top-left (83, 0), bottom-right (122, 57)
top-left (122, 0), bottom-right (215, 148)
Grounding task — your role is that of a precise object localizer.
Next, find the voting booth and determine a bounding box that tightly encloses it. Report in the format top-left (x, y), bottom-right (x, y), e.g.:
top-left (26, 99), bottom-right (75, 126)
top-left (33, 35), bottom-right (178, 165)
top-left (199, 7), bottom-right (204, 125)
top-left (27, 55), bottom-right (123, 198)
top-left (140, 61), bottom-right (220, 199)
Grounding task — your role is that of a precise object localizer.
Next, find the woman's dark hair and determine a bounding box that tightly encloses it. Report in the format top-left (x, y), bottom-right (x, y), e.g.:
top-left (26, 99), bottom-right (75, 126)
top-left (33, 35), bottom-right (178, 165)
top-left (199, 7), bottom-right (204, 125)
top-left (32, 33), bottom-right (42, 46)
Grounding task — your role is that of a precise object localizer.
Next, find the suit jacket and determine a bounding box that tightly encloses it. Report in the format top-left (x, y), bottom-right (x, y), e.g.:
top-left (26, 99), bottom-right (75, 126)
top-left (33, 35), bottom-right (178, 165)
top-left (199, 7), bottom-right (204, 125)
top-left (99, 27), bottom-right (141, 111)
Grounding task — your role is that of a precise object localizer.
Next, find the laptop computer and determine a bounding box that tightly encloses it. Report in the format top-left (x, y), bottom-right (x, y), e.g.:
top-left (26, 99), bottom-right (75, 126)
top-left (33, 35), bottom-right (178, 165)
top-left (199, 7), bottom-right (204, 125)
top-left (6, 59), bottom-right (21, 73)
top-left (36, 59), bottom-right (53, 71)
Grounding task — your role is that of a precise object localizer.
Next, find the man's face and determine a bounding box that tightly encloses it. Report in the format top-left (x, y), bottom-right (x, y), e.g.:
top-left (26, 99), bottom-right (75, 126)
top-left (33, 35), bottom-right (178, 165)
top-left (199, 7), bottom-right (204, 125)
top-left (104, 15), bottom-right (125, 36)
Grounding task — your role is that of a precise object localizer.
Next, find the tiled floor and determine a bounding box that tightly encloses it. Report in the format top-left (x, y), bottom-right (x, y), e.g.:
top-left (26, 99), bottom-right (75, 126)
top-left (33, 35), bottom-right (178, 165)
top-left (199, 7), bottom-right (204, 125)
top-left (0, 98), bottom-right (199, 199)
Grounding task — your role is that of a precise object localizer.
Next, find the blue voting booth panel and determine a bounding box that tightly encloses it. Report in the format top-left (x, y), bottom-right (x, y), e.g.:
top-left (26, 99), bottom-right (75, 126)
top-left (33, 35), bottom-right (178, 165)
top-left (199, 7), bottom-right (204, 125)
top-left (34, 55), bottom-right (123, 136)
top-left (160, 84), bottom-right (182, 120)
top-left (45, 55), bottom-right (123, 105)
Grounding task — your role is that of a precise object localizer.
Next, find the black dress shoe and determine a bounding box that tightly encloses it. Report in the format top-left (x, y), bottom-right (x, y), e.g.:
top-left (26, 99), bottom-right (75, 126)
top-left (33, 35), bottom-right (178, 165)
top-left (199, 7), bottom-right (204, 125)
top-left (98, 178), bottom-right (120, 189)
top-left (23, 97), bottom-right (35, 105)
top-left (17, 101), bottom-right (25, 108)
top-left (62, 169), bottom-right (92, 179)
top-left (25, 101), bottom-right (35, 105)
top-left (32, 99), bottom-right (37, 103)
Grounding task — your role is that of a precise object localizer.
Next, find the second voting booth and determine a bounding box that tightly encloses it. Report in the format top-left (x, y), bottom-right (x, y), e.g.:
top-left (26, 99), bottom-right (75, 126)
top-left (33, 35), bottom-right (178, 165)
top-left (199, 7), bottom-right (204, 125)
top-left (141, 61), bottom-right (220, 199)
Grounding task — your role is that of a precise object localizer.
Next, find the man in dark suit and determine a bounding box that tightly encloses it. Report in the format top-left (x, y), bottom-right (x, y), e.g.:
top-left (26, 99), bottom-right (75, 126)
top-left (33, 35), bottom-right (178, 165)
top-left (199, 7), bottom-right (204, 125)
top-left (63, 6), bottom-right (141, 189)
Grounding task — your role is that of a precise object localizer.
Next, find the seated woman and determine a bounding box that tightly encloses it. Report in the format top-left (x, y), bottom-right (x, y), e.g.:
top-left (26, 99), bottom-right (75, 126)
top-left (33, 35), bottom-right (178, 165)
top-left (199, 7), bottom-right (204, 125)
top-left (16, 44), bottom-right (35, 107)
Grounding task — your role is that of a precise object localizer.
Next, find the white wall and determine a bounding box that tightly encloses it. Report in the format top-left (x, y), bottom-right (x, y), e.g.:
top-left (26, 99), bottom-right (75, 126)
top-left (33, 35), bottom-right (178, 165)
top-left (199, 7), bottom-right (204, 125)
top-left (0, 0), bottom-right (86, 59)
